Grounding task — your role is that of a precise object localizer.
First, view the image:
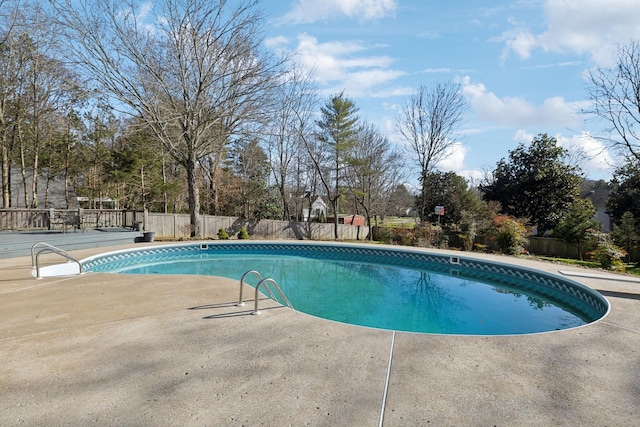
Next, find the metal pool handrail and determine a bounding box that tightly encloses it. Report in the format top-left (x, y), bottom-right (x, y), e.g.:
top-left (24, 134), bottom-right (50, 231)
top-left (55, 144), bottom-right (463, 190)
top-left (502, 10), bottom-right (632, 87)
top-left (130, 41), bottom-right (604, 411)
top-left (238, 270), bottom-right (293, 314)
top-left (31, 242), bottom-right (82, 279)
top-left (252, 278), bottom-right (293, 315)
top-left (238, 270), bottom-right (263, 306)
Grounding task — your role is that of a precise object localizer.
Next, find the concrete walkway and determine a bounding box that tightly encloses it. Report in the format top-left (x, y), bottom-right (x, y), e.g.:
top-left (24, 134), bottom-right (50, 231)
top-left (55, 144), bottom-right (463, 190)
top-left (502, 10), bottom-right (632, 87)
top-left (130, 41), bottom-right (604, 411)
top-left (1, 243), bottom-right (639, 426)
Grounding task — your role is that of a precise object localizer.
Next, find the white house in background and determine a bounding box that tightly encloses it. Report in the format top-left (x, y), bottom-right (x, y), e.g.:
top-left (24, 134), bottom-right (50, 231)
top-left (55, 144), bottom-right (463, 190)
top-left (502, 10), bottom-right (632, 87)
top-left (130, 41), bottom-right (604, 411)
top-left (583, 190), bottom-right (613, 232)
top-left (302, 197), bottom-right (327, 222)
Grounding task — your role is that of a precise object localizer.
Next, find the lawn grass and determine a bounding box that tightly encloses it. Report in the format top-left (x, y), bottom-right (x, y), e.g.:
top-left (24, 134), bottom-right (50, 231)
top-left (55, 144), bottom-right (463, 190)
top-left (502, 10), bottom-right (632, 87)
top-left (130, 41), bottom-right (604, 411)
top-left (535, 256), bottom-right (600, 269)
top-left (375, 216), bottom-right (417, 228)
top-left (536, 256), bottom-right (640, 277)
top-left (626, 265), bottom-right (640, 276)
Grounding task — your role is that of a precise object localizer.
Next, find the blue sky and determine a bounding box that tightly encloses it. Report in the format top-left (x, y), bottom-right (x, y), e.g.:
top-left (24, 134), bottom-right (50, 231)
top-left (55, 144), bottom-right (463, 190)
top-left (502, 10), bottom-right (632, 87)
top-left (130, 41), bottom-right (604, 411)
top-left (261, 0), bottom-right (640, 183)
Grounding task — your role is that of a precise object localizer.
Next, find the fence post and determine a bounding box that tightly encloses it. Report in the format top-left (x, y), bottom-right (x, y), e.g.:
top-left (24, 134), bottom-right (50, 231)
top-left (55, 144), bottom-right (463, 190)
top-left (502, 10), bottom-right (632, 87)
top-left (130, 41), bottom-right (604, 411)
top-left (48, 208), bottom-right (54, 230)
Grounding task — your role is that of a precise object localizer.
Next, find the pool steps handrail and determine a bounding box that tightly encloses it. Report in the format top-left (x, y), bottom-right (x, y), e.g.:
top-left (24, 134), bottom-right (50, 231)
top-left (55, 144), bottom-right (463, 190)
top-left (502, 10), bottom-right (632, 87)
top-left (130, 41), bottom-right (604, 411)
top-left (31, 242), bottom-right (83, 279)
top-left (239, 270), bottom-right (292, 308)
top-left (238, 270), bottom-right (293, 314)
top-left (238, 270), bottom-right (262, 306)
top-left (252, 278), bottom-right (294, 315)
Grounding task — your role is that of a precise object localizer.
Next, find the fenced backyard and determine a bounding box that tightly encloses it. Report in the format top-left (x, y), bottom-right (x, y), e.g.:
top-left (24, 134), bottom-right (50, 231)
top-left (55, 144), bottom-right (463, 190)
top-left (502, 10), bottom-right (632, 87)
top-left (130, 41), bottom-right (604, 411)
top-left (0, 209), bottom-right (369, 241)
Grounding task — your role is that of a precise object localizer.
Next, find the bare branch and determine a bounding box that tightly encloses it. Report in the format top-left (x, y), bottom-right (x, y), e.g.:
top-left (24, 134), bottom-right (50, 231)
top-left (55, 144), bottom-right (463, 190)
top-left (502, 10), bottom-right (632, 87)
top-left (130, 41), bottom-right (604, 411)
top-left (395, 81), bottom-right (468, 220)
top-left (396, 82), bottom-right (467, 179)
top-left (586, 40), bottom-right (640, 164)
top-left (49, 0), bottom-right (287, 235)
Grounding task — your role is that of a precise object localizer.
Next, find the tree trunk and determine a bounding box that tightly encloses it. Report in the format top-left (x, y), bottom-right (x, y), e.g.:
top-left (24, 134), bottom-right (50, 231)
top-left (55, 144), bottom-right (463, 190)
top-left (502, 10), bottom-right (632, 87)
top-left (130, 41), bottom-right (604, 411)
top-left (332, 198), bottom-right (339, 240)
top-left (64, 127), bottom-right (71, 209)
top-left (186, 155), bottom-right (200, 237)
top-left (162, 156), bottom-right (168, 213)
top-left (45, 164), bottom-right (51, 208)
top-left (17, 122), bottom-right (29, 208)
top-left (419, 169), bottom-right (429, 222)
top-left (30, 146), bottom-right (39, 208)
top-left (1, 145), bottom-right (10, 207)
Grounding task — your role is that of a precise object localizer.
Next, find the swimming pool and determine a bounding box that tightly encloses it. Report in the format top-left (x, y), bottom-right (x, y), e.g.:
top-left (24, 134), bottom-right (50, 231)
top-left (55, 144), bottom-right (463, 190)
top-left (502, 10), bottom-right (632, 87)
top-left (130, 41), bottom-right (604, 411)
top-left (81, 241), bottom-right (610, 335)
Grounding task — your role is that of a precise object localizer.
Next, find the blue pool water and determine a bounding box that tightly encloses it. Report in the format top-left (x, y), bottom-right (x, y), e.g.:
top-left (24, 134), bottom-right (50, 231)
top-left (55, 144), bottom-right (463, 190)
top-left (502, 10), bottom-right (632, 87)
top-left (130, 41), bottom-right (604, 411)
top-left (83, 242), bottom-right (609, 335)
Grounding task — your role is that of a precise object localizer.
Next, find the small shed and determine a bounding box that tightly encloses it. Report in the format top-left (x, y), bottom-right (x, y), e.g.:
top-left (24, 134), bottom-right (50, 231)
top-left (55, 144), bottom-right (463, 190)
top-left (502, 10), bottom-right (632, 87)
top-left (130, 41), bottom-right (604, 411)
top-left (344, 215), bottom-right (365, 226)
top-left (326, 214), bottom-right (365, 226)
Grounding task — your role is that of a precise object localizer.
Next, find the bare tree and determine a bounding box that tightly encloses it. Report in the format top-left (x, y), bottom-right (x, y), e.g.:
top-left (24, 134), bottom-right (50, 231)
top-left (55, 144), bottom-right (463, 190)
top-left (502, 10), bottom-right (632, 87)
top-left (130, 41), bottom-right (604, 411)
top-left (50, 0), bottom-right (284, 236)
top-left (13, 2), bottom-right (77, 208)
top-left (396, 82), bottom-right (468, 220)
top-left (265, 66), bottom-right (318, 220)
top-left (0, 0), bottom-right (22, 207)
top-left (587, 40), bottom-right (640, 164)
top-left (345, 122), bottom-right (403, 239)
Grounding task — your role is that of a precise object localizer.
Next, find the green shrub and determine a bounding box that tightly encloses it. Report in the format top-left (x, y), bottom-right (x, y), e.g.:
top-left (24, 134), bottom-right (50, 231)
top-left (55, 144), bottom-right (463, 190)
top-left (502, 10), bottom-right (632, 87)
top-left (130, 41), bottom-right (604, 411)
top-left (238, 227), bottom-right (249, 240)
top-left (493, 215), bottom-right (528, 255)
top-left (593, 243), bottom-right (626, 271)
top-left (587, 230), bottom-right (627, 271)
top-left (217, 228), bottom-right (229, 240)
top-left (376, 227), bottom-right (394, 244)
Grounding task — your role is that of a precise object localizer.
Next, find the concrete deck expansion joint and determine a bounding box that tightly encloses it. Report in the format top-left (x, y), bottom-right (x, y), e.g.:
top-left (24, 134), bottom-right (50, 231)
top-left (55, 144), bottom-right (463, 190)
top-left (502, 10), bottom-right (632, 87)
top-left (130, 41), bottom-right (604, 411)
top-left (379, 330), bottom-right (396, 427)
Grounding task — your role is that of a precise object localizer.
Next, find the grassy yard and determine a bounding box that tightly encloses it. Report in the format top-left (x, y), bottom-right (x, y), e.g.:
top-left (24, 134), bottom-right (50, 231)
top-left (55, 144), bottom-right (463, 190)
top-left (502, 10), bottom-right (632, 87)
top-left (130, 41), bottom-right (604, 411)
top-left (536, 256), bottom-right (640, 277)
top-left (375, 216), bottom-right (417, 228)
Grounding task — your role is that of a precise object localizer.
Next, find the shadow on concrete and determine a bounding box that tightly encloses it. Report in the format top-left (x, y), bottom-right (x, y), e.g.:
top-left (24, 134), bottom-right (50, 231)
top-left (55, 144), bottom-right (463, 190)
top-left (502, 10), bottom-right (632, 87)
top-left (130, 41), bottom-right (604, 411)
top-left (597, 289), bottom-right (640, 301)
top-left (202, 305), bottom-right (281, 319)
top-left (188, 301), bottom-right (240, 310)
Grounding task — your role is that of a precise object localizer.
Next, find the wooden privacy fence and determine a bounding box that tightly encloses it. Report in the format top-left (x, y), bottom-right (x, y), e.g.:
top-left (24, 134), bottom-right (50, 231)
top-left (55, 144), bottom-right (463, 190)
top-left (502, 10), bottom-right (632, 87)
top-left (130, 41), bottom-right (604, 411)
top-left (0, 208), bottom-right (368, 240)
top-left (528, 236), bottom-right (640, 263)
top-left (145, 213), bottom-right (369, 241)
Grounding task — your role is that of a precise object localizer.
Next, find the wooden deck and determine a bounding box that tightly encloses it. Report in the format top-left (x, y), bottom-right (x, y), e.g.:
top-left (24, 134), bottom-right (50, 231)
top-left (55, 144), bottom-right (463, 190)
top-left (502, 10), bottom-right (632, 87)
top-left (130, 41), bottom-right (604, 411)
top-left (0, 228), bottom-right (143, 259)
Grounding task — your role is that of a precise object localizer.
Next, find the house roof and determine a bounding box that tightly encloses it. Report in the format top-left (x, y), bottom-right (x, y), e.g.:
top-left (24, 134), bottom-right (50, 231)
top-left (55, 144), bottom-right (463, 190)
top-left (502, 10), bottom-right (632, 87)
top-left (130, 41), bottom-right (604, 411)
top-left (582, 190), bottom-right (611, 207)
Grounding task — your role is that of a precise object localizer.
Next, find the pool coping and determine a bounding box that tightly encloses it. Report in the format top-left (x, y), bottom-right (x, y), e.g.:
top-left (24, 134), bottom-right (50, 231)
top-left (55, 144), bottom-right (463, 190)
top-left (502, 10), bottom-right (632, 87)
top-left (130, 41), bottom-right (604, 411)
top-left (2, 241), bottom-right (639, 426)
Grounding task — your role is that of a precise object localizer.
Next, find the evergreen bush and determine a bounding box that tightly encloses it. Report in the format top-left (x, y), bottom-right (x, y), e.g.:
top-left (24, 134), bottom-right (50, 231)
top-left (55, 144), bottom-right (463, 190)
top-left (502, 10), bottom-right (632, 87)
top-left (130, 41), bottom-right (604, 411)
top-left (217, 228), bottom-right (229, 240)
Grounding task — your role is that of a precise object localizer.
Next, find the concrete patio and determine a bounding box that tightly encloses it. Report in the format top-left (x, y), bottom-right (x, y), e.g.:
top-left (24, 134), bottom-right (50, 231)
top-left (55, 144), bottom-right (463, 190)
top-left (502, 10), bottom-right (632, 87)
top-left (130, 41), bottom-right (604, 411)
top-left (1, 242), bottom-right (639, 426)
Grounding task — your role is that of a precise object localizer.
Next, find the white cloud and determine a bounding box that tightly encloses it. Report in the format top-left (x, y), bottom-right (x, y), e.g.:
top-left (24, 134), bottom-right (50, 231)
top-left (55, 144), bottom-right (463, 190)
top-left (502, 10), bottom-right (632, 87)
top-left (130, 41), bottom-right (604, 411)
top-left (513, 129), bottom-right (534, 144)
top-left (437, 142), bottom-right (485, 185)
top-left (436, 142), bottom-right (468, 172)
top-left (556, 132), bottom-right (616, 176)
top-left (279, 0), bottom-right (397, 24)
top-left (265, 36), bottom-right (289, 50)
top-left (500, 26), bottom-right (537, 60)
top-left (423, 67), bottom-right (476, 74)
top-left (138, 1), bottom-right (154, 19)
top-left (501, 0), bottom-right (640, 65)
top-left (276, 33), bottom-right (405, 97)
top-left (461, 77), bottom-right (580, 128)
top-left (458, 169), bottom-right (486, 184)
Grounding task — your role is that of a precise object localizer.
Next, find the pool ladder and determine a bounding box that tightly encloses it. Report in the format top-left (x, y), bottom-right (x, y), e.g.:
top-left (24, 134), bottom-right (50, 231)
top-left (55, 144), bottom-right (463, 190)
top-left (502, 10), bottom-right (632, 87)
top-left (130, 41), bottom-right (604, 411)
top-left (238, 270), bottom-right (293, 315)
top-left (31, 242), bottom-right (83, 279)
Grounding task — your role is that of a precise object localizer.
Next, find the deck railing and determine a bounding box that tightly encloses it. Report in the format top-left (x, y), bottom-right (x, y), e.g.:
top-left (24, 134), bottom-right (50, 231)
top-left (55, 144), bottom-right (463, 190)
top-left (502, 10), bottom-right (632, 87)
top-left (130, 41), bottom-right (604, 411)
top-left (0, 208), bottom-right (142, 231)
